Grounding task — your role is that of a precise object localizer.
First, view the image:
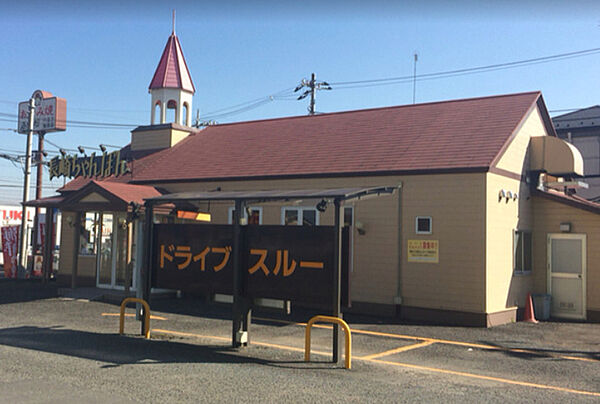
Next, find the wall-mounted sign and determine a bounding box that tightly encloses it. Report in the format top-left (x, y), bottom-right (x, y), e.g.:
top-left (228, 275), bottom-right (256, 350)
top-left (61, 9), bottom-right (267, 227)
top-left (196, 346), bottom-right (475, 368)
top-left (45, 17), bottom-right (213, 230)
top-left (407, 239), bottom-right (439, 263)
top-left (152, 224), bottom-right (349, 307)
top-left (18, 90), bottom-right (66, 134)
top-left (48, 150), bottom-right (130, 180)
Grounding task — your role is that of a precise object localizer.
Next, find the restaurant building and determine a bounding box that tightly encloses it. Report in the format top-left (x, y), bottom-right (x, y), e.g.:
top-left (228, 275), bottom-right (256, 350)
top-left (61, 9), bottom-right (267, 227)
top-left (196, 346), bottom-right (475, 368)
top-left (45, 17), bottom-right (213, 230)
top-left (28, 29), bottom-right (600, 326)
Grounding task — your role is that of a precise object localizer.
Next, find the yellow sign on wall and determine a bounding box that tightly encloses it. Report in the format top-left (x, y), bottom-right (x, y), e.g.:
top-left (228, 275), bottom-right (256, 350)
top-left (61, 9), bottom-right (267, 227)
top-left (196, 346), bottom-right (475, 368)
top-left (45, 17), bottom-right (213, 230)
top-left (407, 240), bottom-right (439, 263)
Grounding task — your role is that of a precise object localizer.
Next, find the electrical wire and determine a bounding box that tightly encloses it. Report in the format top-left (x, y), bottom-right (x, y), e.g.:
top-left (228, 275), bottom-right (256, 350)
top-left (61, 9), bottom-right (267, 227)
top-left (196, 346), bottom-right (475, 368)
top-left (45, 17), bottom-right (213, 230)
top-left (329, 47), bottom-right (600, 89)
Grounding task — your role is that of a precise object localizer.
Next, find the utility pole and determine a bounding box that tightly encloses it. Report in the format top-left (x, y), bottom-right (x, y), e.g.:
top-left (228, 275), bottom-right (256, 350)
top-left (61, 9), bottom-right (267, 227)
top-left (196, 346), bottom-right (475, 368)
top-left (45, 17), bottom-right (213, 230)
top-left (32, 132), bottom-right (46, 256)
top-left (295, 73), bottom-right (332, 115)
top-left (19, 97), bottom-right (35, 270)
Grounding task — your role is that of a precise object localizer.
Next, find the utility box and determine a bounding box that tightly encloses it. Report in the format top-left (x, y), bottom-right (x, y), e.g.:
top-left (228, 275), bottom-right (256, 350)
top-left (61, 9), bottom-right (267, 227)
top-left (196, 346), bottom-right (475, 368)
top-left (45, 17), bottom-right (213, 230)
top-left (532, 294), bottom-right (551, 320)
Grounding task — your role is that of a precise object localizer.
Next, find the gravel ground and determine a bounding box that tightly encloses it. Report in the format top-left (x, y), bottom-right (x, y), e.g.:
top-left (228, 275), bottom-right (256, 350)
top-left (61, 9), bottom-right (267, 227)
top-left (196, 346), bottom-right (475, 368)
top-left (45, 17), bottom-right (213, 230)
top-left (0, 280), bottom-right (599, 403)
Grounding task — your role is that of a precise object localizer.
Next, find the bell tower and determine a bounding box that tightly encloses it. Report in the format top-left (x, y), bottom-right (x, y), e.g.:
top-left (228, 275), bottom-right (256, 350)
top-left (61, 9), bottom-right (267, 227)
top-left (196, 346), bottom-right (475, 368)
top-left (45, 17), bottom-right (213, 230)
top-left (131, 14), bottom-right (196, 153)
top-left (148, 14), bottom-right (195, 126)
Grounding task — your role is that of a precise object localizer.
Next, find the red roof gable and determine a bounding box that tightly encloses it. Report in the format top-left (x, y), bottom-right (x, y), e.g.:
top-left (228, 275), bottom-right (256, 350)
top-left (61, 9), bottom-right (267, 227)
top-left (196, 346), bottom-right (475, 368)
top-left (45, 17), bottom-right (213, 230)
top-left (148, 33), bottom-right (195, 93)
top-left (88, 181), bottom-right (161, 205)
top-left (131, 92), bottom-right (544, 184)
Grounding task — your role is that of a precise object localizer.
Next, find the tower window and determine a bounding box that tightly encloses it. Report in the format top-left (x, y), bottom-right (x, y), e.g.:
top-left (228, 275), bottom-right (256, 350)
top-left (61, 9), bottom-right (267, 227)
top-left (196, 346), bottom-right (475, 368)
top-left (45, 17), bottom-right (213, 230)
top-left (153, 101), bottom-right (162, 124)
top-left (166, 100), bottom-right (177, 123)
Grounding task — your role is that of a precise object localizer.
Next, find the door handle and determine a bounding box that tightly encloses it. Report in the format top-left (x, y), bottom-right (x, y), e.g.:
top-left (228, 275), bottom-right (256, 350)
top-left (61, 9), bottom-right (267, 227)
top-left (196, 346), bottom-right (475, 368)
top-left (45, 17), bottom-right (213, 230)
top-left (578, 274), bottom-right (582, 279)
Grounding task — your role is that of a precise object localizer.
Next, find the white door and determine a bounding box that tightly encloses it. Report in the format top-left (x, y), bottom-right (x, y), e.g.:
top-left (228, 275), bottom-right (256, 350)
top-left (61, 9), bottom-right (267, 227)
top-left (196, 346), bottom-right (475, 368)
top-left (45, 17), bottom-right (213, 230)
top-left (547, 234), bottom-right (586, 320)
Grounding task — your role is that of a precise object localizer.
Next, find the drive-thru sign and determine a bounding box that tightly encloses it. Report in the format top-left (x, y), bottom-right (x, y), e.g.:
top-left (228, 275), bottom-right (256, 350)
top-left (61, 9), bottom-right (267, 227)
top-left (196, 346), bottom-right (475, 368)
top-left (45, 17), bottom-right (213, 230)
top-left (153, 224), bottom-right (346, 307)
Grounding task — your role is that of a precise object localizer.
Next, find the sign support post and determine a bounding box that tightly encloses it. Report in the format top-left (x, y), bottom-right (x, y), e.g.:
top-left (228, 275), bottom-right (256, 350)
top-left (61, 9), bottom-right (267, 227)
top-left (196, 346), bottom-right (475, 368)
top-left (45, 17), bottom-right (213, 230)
top-left (232, 199), bottom-right (251, 347)
top-left (141, 202), bottom-right (154, 336)
top-left (332, 199), bottom-right (342, 363)
top-left (18, 98), bottom-right (35, 270)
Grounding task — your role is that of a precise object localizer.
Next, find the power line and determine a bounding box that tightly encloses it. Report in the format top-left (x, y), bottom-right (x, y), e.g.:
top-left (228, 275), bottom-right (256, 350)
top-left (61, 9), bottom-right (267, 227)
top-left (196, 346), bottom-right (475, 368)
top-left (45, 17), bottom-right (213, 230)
top-left (330, 47), bottom-right (600, 89)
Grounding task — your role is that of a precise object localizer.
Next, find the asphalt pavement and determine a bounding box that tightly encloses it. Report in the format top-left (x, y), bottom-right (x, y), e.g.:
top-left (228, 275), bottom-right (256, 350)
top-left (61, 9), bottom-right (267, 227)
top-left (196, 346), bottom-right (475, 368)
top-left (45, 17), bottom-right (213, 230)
top-left (0, 280), bottom-right (599, 403)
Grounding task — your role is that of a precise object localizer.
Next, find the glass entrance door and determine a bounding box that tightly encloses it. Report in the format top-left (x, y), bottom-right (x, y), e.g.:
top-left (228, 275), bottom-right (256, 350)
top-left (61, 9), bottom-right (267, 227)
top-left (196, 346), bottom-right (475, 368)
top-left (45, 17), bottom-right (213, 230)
top-left (97, 213), bottom-right (114, 288)
top-left (96, 212), bottom-right (129, 289)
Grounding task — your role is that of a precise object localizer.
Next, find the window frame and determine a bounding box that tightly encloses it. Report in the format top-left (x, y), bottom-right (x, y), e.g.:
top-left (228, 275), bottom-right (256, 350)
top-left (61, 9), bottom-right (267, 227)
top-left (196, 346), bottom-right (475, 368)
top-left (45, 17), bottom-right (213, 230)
top-left (228, 206), bottom-right (263, 225)
top-left (281, 206), bottom-right (320, 226)
top-left (513, 229), bottom-right (532, 275)
top-left (415, 216), bottom-right (432, 234)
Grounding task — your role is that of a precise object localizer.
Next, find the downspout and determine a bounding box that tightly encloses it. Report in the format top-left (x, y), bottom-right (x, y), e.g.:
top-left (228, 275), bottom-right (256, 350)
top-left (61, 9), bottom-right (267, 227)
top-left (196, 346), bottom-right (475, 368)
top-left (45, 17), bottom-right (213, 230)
top-left (395, 182), bottom-right (403, 307)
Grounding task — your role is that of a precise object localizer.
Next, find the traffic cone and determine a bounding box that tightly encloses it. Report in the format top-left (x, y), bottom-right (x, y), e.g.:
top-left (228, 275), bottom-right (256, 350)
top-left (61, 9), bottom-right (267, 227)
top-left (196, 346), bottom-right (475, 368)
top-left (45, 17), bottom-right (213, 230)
top-left (523, 293), bottom-right (538, 323)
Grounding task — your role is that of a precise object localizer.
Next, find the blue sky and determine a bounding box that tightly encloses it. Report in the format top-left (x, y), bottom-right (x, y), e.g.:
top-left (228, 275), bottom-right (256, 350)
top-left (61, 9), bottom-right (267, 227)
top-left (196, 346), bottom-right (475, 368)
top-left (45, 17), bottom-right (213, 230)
top-left (0, 0), bottom-right (599, 203)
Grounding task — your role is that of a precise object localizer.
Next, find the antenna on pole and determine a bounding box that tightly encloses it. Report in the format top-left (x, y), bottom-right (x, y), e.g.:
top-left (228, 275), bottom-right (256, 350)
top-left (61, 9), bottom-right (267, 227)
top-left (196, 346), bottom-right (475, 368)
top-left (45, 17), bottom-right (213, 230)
top-left (412, 52), bottom-right (418, 104)
top-left (172, 9), bottom-right (176, 35)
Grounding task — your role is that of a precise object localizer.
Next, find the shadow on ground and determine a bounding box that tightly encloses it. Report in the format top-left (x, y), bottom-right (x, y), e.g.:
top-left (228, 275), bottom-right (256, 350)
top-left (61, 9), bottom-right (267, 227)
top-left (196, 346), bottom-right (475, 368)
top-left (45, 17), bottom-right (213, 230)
top-left (0, 325), bottom-right (339, 370)
top-left (0, 325), bottom-right (266, 367)
top-left (479, 340), bottom-right (600, 362)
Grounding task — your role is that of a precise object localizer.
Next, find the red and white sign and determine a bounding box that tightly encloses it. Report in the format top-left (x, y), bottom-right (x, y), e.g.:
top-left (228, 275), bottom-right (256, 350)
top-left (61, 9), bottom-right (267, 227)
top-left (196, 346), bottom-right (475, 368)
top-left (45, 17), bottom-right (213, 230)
top-left (18, 90), bottom-right (66, 134)
top-left (1, 225), bottom-right (20, 278)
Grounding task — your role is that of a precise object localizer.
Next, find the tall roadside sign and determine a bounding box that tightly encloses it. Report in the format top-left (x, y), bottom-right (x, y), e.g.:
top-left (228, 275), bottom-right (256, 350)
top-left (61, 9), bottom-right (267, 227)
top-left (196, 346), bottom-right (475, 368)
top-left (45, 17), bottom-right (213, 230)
top-left (17, 90), bottom-right (66, 273)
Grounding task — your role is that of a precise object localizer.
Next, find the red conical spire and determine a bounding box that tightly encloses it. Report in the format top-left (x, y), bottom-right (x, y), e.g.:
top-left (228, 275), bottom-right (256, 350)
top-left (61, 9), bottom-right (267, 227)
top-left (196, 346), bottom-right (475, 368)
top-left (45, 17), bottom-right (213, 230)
top-left (148, 31), bottom-right (195, 94)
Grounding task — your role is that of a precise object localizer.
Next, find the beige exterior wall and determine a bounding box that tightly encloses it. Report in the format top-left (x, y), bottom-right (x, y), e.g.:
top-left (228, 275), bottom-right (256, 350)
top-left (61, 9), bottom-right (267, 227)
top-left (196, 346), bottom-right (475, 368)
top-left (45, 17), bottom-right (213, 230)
top-left (59, 212), bottom-right (76, 277)
top-left (160, 172), bottom-right (487, 311)
top-left (485, 105), bottom-right (550, 314)
top-left (494, 106), bottom-right (546, 174)
top-left (485, 173), bottom-right (533, 313)
top-left (131, 128), bottom-right (190, 151)
top-left (532, 197), bottom-right (600, 314)
top-left (400, 174), bottom-right (486, 313)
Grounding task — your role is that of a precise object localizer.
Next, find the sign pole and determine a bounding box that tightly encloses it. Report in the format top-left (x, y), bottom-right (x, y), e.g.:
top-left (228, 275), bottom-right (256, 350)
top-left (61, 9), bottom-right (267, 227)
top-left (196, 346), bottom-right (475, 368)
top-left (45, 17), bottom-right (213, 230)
top-left (232, 199), bottom-right (250, 347)
top-left (18, 97), bottom-right (35, 271)
top-left (332, 199), bottom-right (341, 363)
top-left (32, 132), bottom-right (45, 258)
top-left (141, 202), bottom-right (154, 336)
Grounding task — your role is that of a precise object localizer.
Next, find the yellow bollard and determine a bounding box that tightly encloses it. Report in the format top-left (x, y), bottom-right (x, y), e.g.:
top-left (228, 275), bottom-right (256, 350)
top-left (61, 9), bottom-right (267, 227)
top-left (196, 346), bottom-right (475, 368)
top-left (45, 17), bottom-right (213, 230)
top-left (119, 297), bottom-right (151, 339)
top-left (305, 315), bottom-right (352, 369)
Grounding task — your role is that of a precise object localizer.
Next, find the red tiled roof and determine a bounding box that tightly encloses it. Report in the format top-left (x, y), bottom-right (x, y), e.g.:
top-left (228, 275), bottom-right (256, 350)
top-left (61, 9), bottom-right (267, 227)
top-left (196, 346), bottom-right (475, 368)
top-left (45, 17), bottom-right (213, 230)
top-left (88, 181), bottom-right (161, 205)
top-left (148, 33), bottom-right (195, 93)
top-left (131, 92), bottom-right (543, 183)
top-left (24, 195), bottom-right (65, 207)
top-left (58, 172), bottom-right (132, 193)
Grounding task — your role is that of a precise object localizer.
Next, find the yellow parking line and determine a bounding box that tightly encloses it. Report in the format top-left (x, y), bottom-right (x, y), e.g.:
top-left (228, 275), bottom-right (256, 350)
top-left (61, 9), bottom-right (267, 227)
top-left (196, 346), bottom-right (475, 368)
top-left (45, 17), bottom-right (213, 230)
top-left (151, 329), bottom-right (331, 357)
top-left (102, 312), bottom-right (167, 321)
top-left (359, 340), bottom-right (435, 360)
top-left (150, 328), bottom-right (599, 398)
top-left (367, 357), bottom-right (600, 398)
top-left (253, 316), bottom-right (598, 363)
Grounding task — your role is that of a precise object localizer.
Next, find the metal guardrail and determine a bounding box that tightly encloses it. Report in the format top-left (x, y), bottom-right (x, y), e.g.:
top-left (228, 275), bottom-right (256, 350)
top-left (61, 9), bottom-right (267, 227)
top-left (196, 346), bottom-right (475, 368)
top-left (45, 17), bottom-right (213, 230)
top-left (304, 315), bottom-right (352, 369)
top-left (119, 297), bottom-right (150, 339)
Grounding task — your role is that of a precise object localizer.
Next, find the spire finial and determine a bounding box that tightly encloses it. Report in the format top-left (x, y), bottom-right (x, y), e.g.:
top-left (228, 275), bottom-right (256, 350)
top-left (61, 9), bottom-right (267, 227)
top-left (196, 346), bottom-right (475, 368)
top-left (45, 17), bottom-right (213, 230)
top-left (172, 9), bottom-right (176, 35)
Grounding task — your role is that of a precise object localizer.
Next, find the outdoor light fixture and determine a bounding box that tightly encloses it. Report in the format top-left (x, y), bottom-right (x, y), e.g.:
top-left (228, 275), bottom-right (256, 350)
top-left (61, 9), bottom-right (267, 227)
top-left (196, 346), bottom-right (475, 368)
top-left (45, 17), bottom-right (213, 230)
top-left (316, 199), bottom-right (328, 212)
top-left (356, 221), bottom-right (366, 235)
top-left (99, 144), bottom-right (107, 152)
top-left (78, 146), bottom-right (85, 154)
